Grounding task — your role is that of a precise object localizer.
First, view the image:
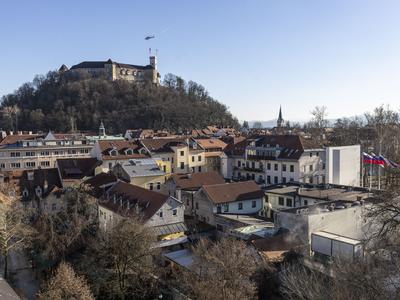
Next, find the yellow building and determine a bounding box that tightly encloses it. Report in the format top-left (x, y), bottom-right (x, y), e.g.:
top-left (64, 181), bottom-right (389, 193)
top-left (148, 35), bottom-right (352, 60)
top-left (112, 158), bottom-right (167, 192)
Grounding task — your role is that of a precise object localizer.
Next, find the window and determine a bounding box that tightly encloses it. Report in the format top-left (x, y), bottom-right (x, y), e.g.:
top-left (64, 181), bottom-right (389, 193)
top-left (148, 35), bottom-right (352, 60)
top-left (310, 165), bottom-right (313, 171)
top-left (309, 176), bottom-right (314, 184)
top-left (282, 177), bottom-right (286, 183)
top-left (198, 166), bottom-right (202, 172)
top-left (252, 200), bottom-right (256, 208)
top-left (251, 174), bottom-right (255, 180)
top-left (278, 197), bottom-right (284, 206)
top-left (163, 165), bottom-right (166, 172)
top-left (304, 200), bottom-right (308, 206)
top-left (180, 151), bottom-right (184, 156)
top-left (159, 211), bottom-right (163, 218)
top-left (149, 183), bottom-right (154, 190)
top-left (238, 202), bottom-right (243, 210)
top-left (11, 163), bottom-right (21, 168)
top-left (282, 164), bottom-right (287, 172)
top-left (286, 198), bottom-right (293, 207)
top-left (223, 204), bottom-right (229, 212)
top-left (274, 164), bottom-right (278, 171)
top-left (180, 162), bottom-right (185, 169)
top-left (238, 161), bottom-right (241, 167)
top-left (265, 195), bottom-right (269, 202)
top-left (322, 163), bottom-right (326, 170)
top-left (110, 149), bottom-right (117, 156)
top-left (267, 176), bottom-right (271, 184)
top-left (10, 152), bottom-right (21, 157)
top-left (0, 163), bottom-right (5, 168)
top-left (109, 162), bottom-right (112, 169)
top-left (267, 163), bottom-right (271, 170)
top-left (173, 209), bottom-right (177, 216)
top-left (40, 151), bottom-right (50, 156)
top-left (195, 202), bottom-right (199, 209)
top-left (290, 165), bottom-right (294, 172)
top-left (274, 176), bottom-right (278, 184)
top-left (198, 155), bottom-right (201, 162)
top-left (310, 152), bottom-right (313, 157)
top-left (26, 151), bottom-right (35, 157)
top-left (40, 161), bottom-right (50, 167)
top-left (157, 182), bottom-right (161, 190)
top-left (26, 162), bottom-right (36, 168)
top-left (316, 152), bottom-right (319, 157)
top-left (192, 156), bottom-right (195, 162)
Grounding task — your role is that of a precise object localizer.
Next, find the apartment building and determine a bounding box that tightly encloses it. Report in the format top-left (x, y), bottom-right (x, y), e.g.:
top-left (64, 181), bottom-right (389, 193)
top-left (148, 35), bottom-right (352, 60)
top-left (140, 138), bottom-right (206, 174)
top-left (91, 139), bottom-right (147, 172)
top-left (194, 138), bottom-right (227, 172)
top-left (0, 132), bottom-right (93, 172)
top-left (230, 135), bottom-right (360, 187)
top-left (98, 181), bottom-right (186, 246)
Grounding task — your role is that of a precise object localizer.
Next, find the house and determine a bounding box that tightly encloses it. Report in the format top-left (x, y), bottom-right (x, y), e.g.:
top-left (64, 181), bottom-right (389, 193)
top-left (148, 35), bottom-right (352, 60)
top-left (220, 136), bottom-right (248, 180)
top-left (18, 168), bottom-right (64, 212)
top-left (193, 181), bottom-right (264, 226)
top-left (56, 157), bottom-right (101, 187)
top-left (91, 139), bottom-right (147, 172)
top-left (140, 138), bottom-right (206, 174)
top-left (112, 159), bottom-right (167, 191)
top-left (165, 171), bottom-right (225, 215)
top-left (98, 181), bottom-right (186, 245)
top-left (194, 138), bottom-right (227, 172)
top-left (0, 131), bottom-right (94, 171)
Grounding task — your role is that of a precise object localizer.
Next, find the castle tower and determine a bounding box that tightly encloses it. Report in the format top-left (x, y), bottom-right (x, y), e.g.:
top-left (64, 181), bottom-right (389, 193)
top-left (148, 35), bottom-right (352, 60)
top-left (149, 56), bottom-right (157, 69)
top-left (277, 106), bottom-right (284, 128)
top-left (99, 121), bottom-right (106, 137)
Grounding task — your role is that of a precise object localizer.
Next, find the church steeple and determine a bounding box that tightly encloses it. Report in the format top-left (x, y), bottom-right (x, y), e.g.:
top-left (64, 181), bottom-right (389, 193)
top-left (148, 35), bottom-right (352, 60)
top-left (99, 121), bottom-right (106, 137)
top-left (277, 106), bottom-right (284, 128)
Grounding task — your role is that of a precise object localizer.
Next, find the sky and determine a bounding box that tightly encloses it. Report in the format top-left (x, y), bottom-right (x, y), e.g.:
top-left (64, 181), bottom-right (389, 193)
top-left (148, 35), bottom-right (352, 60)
top-left (1, 1), bottom-right (400, 122)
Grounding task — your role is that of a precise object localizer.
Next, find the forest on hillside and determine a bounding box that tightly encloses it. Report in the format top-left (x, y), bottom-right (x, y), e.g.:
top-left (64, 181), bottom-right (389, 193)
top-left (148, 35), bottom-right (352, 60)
top-left (0, 71), bottom-right (239, 134)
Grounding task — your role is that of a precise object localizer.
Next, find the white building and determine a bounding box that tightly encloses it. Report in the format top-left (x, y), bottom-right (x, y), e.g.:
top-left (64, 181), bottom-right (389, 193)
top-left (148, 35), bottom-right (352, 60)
top-left (98, 181), bottom-right (186, 246)
top-left (192, 181), bottom-right (265, 226)
top-left (325, 145), bottom-right (361, 186)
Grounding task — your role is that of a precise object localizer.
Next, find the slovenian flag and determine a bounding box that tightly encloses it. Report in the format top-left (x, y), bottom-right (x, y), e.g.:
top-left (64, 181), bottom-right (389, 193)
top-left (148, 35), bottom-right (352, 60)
top-left (380, 155), bottom-right (400, 169)
top-left (363, 152), bottom-right (385, 165)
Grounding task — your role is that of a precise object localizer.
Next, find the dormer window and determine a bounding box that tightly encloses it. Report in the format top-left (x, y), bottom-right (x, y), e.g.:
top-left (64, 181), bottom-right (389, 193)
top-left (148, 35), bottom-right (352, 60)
top-left (35, 186), bottom-right (42, 198)
top-left (110, 149), bottom-right (118, 156)
top-left (125, 149), bottom-right (133, 155)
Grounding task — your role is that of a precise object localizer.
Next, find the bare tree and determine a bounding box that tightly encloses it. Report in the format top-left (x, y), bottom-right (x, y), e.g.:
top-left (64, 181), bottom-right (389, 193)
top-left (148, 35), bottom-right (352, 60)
top-left (0, 194), bottom-right (35, 279)
top-left (92, 217), bottom-right (159, 300)
top-left (32, 186), bottom-right (97, 266)
top-left (38, 261), bottom-right (94, 300)
top-left (182, 238), bottom-right (260, 300)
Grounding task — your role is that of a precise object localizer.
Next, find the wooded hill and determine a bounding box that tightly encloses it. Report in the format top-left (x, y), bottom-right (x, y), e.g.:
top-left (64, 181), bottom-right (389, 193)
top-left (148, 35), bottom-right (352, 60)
top-left (0, 71), bottom-right (239, 134)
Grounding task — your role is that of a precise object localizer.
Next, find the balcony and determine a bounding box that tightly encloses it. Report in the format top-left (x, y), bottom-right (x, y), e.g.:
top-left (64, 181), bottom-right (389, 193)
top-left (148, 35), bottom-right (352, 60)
top-left (242, 166), bottom-right (264, 172)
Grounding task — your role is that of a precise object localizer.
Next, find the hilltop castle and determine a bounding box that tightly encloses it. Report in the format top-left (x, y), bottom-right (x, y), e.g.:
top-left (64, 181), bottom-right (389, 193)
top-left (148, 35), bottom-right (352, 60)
top-left (59, 56), bottom-right (160, 84)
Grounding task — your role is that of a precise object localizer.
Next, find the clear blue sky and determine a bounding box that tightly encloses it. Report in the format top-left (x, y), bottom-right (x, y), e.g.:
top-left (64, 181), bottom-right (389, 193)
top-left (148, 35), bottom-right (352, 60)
top-left (1, 0), bottom-right (400, 122)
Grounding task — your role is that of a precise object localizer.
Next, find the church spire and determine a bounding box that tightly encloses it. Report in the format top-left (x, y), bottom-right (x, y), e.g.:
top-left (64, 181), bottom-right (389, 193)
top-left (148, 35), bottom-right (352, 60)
top-left (277, 106), bottom-right (284, 128)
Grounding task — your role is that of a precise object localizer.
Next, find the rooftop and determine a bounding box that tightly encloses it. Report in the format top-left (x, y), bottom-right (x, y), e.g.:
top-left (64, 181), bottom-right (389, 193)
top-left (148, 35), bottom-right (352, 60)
top-left (100, 181), bottom-right (169, 221)
top-left (202, 181), bottom-right (264, 204)
top-left (117, 159), bottom-right (165, 178)
top-left (172, 171), bottom-right (225, 190)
